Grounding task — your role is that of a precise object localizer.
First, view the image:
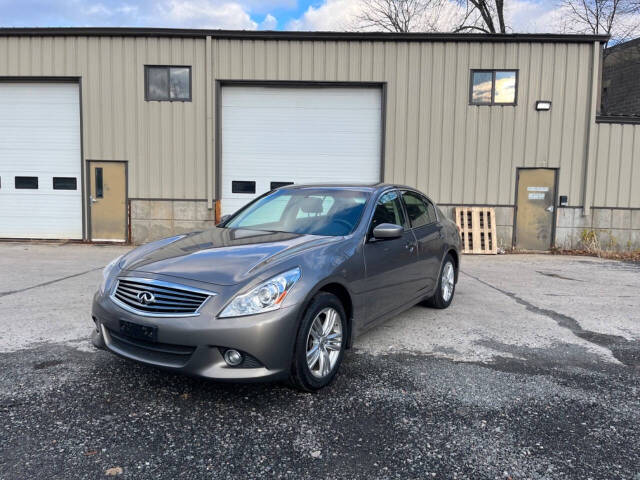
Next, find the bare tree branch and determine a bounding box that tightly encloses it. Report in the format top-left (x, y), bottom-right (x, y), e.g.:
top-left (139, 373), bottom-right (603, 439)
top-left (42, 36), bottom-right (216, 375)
top-left (559, 0), bottom-right (640, 48)
top-left (354, 0), bottom-right (507, 34)
top-left (356, 0), bottom-right (440, 32)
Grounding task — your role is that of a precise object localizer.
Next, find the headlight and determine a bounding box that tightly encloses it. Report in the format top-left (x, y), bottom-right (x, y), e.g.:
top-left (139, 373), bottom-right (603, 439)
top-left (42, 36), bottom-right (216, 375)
top-left (219, 267), bottom-right (301, 318)
top-left (99, 255), bottom-right (123, 294)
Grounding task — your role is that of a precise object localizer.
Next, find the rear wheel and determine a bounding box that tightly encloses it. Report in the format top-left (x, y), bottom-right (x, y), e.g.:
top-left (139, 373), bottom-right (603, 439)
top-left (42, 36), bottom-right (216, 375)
top-left (289, 292), bottom-right (346, 392)
top-left (424, 254), bottom-right (456, 309)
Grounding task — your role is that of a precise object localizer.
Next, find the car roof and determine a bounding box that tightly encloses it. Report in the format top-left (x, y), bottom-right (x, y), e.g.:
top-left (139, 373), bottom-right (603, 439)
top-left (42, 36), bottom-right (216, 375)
top-left (281, 183), bottom-right (418, 193)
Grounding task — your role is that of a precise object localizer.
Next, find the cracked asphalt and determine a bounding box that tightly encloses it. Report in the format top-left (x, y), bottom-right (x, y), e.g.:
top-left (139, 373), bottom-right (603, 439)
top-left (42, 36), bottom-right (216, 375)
top-left (0, 243), bottom-right (639, 479)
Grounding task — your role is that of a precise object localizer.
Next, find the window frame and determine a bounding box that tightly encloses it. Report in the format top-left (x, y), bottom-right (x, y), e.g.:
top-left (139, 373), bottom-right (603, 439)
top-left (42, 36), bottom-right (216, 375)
top-left (144, 65), bottom-right (192, 102)
top-left (400, 190), bottom-right (439, 229)
top-left (469, 69), bottom-right (518, 106)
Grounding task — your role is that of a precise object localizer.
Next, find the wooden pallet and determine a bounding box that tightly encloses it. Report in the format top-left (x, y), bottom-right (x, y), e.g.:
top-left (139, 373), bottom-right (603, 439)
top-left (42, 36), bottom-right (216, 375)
top-left (455, 207), bottom-right (497, 254)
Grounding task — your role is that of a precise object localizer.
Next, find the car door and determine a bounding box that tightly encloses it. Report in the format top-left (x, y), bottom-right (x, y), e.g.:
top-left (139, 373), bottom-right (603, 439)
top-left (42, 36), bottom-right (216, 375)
top-left (401, 191), bottom-right (443, 293)
top-left (362, 190), bottom-right (419, 323)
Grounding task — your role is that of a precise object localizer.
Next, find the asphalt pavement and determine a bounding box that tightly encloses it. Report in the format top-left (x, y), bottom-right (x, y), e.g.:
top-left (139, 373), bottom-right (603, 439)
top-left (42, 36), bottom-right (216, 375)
top-left (0, 243), bottom-right (638, 479)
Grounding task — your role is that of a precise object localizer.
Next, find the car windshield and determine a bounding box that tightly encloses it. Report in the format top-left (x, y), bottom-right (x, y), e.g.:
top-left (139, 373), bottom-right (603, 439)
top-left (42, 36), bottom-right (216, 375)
top-left (224, 188), bottom-right (370, 236)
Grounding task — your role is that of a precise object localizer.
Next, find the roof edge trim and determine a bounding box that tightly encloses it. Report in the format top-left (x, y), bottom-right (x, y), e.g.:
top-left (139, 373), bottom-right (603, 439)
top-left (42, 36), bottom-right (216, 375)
top-left (0, 27), bottom-right (610, 43)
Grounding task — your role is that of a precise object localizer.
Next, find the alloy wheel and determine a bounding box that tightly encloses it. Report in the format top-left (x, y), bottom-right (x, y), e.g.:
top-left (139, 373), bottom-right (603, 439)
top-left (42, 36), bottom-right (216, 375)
top-left (306, 307), bottom-right (343, 378)
top-left (442, 262), bottom-right (455, 302)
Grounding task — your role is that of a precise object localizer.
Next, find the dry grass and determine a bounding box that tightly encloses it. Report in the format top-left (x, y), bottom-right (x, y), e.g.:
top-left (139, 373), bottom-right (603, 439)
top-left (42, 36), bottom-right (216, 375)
top-left (551, 247), bottom-right (640, 263)
top-left (548, 228), bottom-right (640, 263)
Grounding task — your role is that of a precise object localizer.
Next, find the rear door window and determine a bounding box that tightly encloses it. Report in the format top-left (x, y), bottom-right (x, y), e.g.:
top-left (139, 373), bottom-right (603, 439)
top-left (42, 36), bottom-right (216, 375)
top-left (401, 191), bottom-right (433, 228)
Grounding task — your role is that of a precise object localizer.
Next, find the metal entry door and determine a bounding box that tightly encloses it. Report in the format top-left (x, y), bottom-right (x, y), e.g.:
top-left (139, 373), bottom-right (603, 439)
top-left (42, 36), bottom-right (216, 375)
top-left (88, 161), bottom-right (127, 242)
top-left (514, 168), bottom-right (557, 250)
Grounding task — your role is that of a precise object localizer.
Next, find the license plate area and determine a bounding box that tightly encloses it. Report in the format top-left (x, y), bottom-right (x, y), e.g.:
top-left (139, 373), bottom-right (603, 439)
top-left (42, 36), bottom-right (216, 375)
top-left (119, 320), bottom-right (157, 343)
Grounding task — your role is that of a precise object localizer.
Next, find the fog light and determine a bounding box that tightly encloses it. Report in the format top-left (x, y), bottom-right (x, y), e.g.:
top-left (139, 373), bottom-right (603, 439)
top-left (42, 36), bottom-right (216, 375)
top-left (224, 349), bottom-right (243, 366)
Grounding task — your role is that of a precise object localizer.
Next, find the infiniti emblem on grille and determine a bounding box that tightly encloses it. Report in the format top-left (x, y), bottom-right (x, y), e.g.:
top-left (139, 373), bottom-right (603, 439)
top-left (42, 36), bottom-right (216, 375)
top-left (137, 291), bottom-right (156, 305)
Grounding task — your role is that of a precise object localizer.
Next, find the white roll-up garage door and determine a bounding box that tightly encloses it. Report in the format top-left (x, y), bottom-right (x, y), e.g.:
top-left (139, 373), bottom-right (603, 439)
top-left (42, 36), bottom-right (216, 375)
top-left (221, 86), bottom-right (382, 215)
top-left (0, 82), bottom-right (82, 239)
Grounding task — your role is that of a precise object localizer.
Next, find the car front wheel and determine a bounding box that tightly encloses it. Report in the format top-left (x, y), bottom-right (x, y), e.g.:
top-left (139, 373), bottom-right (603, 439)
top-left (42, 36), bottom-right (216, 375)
top-left (424, 254), bottom-right (456, 309)
top-left (289, 292), bottom-right (346, 391)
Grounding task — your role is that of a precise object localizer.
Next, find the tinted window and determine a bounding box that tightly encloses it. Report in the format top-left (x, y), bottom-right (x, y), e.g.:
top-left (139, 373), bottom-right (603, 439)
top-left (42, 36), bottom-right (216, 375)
top-left (370, 191), bottom-right (406, 233)
top-left (471, 71), bottom-right (493, 104)
top-left (146, 66), bottom-right (191, 101)
top-left (495, 71), bottom-right (517, 104)
top-left (232, 181), bottom-right (256, 194)
top-left (53, 177), bottom-right (77, 190)
top-left (95, 167), bottom-right (103, 198)
top-left (425, 198), bottom-right (438, 223)
top-left (470, 70), bottom-right (517, 105)
top-left (402, 191), bottom-right (434, 228)
top-left (15, 176), bottom-right (38, 189)
top-left (170, 67), bottom-right (190, 100)
top-left (146, 67), bottom-right (169, 101)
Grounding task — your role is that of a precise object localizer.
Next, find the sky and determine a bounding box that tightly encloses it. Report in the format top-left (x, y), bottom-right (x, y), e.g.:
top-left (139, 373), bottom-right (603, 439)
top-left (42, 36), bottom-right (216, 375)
top-left (0, 0), bottom-right (591, 33)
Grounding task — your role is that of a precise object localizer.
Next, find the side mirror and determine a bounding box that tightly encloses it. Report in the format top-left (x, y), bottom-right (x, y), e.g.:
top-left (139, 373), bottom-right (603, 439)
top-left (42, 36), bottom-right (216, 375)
top-left (372, 223), bottom-right (403, 240)
top-left (218, 214), bottom-right (231, 225)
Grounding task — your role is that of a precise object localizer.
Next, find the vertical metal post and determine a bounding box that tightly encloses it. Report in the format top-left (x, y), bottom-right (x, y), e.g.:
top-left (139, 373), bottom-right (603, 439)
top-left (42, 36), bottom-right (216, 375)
top-left (205, 35), bottom-right (214, 210)
top-left (582, 41), bottom-right (601, 216)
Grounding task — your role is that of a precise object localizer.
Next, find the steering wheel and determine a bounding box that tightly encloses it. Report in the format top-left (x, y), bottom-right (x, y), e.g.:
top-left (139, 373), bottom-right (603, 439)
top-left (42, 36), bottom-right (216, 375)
top-left (332, 219), bottom-right (353, 234)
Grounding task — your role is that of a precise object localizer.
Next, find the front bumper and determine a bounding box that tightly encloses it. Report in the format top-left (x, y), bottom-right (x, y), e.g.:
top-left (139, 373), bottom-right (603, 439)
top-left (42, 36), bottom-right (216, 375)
top-left (91, 291), bottom-right (301, 382)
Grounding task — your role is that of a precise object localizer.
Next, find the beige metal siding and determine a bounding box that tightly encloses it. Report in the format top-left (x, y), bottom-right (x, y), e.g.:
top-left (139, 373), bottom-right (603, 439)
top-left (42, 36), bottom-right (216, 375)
top-left (1, 34), bottom-right (620, 213)
top-left (0, 35), bottom-right (207, 200)
top-left (592, 122), bottom-right (640, 208)
top-left (212, 39), bottom-right (597, 207)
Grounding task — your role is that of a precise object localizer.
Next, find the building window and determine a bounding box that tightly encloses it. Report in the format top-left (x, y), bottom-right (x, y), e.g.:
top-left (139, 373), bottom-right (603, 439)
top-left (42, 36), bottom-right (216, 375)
top-left (470, 70), bottom-right (517, 105)
top-left (15, 176), bottom-right (38, 189)
top-left (232, 180), bottom-right (256, 194)
top-left (53, 177), bottom-right (77, 190)
top-left (145, 66), bottom-right (191, 101)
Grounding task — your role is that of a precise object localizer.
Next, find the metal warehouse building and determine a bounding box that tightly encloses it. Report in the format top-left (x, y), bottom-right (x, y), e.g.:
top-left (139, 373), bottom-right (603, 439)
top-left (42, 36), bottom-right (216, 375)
top-left (0, 28), bottom-right (638, 250)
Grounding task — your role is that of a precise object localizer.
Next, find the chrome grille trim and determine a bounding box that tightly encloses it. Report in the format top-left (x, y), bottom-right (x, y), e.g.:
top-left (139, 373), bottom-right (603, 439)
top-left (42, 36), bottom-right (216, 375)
top-left (110, 277), bottom-right (216, 317)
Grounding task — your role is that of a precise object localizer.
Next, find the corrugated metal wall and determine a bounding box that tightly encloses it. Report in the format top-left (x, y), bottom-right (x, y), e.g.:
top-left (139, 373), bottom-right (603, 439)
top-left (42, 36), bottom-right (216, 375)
top-left (1, 34), bottom-right (630, 209)
top-left (0, 35), bottom-right (207, 200)
top-left (212, 39), bottom-right (597, 207)
top-left (592, 122), bottom-right (640, 208)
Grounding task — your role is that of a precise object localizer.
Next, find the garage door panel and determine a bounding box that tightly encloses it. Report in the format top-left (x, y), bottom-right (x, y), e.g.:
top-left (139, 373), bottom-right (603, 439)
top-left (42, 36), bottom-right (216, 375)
top-left (221, 86), bottom-right (381, 216)
top-left (222, 88), bottom-right (381, 108)
top-left (0, 83), bottom-right (82, 239)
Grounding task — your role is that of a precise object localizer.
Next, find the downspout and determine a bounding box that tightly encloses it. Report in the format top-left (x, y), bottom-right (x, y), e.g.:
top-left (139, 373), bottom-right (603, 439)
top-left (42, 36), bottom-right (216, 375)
top-left (205, 35), bottom-right (214, 210)
top-left (581, 40), bottom-right (601, 216)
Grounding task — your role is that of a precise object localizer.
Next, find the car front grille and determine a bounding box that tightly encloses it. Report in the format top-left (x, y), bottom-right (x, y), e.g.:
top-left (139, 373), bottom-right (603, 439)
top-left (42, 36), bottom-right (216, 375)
top-left (111, 277), bottom-right (215, 316)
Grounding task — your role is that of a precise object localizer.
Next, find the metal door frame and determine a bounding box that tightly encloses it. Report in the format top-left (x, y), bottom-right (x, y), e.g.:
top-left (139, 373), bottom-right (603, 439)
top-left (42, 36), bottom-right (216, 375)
top-left (86, 160), bottom-right (129, 243)
top-left (512, 167), bottom-right (559, 250)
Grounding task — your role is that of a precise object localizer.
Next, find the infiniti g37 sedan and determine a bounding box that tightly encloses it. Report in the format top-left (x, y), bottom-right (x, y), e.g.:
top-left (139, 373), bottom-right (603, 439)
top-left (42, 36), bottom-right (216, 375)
top-left (92, 184), bottom-right (461, 391)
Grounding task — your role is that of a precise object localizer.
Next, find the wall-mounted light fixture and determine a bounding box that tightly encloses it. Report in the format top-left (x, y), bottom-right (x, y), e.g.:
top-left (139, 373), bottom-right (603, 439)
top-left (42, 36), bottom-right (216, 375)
top-left (536, 101), bottom-right (552, 111)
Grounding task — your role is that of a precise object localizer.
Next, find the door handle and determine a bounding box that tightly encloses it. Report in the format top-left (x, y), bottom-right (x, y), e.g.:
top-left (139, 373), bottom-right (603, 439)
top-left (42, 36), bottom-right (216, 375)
top-left (405, 241), bottom-right (416, 252)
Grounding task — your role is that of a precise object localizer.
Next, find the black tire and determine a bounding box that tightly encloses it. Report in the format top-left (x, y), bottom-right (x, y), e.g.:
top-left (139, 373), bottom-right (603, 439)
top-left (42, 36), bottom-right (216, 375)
top-left (423, 254), bottom-right (456, 309)
top-left (289, 292), bottom-right (347, 392)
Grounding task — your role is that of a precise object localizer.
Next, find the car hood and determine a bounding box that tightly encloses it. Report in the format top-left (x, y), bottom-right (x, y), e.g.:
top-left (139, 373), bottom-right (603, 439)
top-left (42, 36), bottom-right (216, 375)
top-left (121, 227), bottom-right (339, 286)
